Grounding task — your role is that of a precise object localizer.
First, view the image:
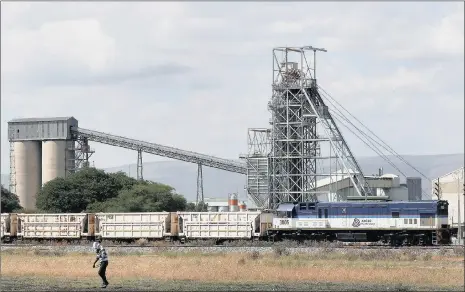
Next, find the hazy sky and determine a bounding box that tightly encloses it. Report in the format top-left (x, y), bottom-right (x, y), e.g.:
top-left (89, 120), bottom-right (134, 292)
top-left (1, 2), bottom-right (464, 174)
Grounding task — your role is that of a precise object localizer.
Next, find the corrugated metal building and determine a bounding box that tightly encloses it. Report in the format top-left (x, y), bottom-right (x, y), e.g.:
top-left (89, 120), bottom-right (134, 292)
top-left (433, 167), bottom-right (464, 232)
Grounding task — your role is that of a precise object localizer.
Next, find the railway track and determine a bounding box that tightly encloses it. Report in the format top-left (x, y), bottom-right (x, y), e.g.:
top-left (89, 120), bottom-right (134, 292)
top-left (2, 242), bottom-right (460, 250)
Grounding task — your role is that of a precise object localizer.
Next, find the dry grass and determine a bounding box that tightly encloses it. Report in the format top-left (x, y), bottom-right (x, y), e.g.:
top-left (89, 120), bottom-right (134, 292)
top-left (1, 250), bottom-right (463, 289)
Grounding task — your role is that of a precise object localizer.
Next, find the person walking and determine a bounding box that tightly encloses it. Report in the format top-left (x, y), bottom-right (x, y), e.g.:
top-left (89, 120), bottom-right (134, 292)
top-left (92, 241), bottom-right (109, 288)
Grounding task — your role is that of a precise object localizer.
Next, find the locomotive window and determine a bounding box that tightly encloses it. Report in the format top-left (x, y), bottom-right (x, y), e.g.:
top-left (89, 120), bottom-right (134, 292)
top-left (414, 219), bottom-right (417, 224)
top-left (318, 209), bottom-right (322, 218)
top-left (437, 203), bottom-right (448, 216)
top-left (324, 209), bottom-right (328, 218)
top-left (409, 219), bottom-right (412, 224)
top-left (404, 219), bottom-right (407, 224)
top-left (392, 212), bottom-right (399, 218)
top-left (300, 203), bottom-right (307, 210)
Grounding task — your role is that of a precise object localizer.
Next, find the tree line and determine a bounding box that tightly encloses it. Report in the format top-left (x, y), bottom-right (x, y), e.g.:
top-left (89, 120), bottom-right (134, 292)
top-left (1, 167), bottom-right (208, 213)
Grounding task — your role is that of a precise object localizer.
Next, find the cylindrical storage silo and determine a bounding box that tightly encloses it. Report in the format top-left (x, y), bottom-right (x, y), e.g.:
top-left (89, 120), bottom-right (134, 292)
top-left (207, 206), bottom-right (218, 212)
top-left (14, 141), bottom-right (42, 210)
top-left (239, 201), bottom-right (247, 212)
top-left (218, 206), bottom-right (229, 212)
top-left (42, 140), bottom-right (74, 185)
top-left (229, 193), bottom-right (239, 212)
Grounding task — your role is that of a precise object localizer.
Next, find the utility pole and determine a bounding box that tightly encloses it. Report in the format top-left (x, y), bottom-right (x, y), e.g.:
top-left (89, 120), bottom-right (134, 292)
top-left (457, 169), bottom-right (464, 244)
top-left (458, 176), bottom-right (461, 244)
top-left (453, 169), bottom-right (464, 244)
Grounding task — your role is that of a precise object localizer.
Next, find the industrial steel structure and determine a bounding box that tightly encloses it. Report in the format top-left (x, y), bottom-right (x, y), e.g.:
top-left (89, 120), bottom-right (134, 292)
top-left (8, 118), bottom-right (246, 210)
top-left (7, 45), bottom-right (431, 212)
top-left (265, 46), bottom-right (372, 209)
top-left (240, 128), bottom-right (272, 209)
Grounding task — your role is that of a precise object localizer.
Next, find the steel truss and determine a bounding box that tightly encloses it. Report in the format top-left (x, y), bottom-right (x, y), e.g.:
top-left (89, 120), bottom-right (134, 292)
top-left (73, 136), bottom-right (94, 170)
top-left (241, 128), bottom-right (272, 208)
top-left (268, 46), bottom-right (372, 209)
top-left (9, 142), bottom-right (16, 194)
top-left (73, 127), bottom-right (246, 174)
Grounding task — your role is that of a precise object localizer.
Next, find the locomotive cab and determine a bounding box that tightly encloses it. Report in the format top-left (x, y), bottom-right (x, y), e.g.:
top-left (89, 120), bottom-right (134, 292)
top-left (273, 203), bottom-right (297, 229)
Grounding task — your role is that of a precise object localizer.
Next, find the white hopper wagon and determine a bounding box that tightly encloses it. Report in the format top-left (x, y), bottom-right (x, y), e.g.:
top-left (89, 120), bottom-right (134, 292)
top-left (95, 212), bottom-right (173, 239)
top-left (1, 213), bottom-right (11, 240)
top-left (17, 213), bottom-right (88, 239)
top-left (177, 211), bottom-right (273, 240)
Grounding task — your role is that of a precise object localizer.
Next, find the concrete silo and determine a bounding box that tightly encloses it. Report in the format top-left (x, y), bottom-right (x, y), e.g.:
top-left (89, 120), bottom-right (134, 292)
top-left (42, 140), bottom-right (75, 185)
top-left (8, 117), bottom-right (79, 210)
top-left (13, 141), bottom-right (42, 210)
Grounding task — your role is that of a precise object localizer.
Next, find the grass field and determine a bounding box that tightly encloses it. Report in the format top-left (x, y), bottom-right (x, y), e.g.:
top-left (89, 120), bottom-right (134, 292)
top-left (1, 248), bottom-right (464, 291)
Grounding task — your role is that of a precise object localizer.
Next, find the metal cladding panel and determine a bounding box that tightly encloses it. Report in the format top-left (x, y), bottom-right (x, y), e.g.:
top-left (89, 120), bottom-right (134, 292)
top-left (387, 187), bottom-right (409, 201)
top-left (218, 206), bottom-right (229, 212)
top-left (178, 212), bottom-right (261, 223)
top-left (177, 212), bottom-right (261, 239)
top-left (14, 141), bottom-right (42, 210)
top-left (207, 206), bottom-right (219, 212)
top-left (1, 214), bottom-right (10, 238)
top-left (8, 117), bottom-right (78, 141)
top-left (258, 212), bottom-right (274, 236)
top-left (17, 213), bottom-right (86, 238)
top-left (442, 193), bottom-right (465, 226)
top-left (181, 222), bottom-right (254, 239)
top-left (42, 140), bottom-right (75, 185)
top-left (95, 213), bottom-right (170, 238)
top-left (406, 177), bottom-right (422, 201)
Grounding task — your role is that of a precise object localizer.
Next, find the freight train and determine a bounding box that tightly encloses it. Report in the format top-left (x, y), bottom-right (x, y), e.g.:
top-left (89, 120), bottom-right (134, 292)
top-left (0, 200), bottom-right (452, 246)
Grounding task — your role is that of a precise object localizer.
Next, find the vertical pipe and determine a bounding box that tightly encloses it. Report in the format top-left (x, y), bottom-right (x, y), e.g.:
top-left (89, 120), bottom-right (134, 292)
top-left (458, 174), bottom-right (462, 244)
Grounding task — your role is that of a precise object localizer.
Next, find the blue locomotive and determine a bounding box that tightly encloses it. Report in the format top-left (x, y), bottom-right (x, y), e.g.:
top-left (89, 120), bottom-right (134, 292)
top-left (268, 200), bottom-right (451, 246)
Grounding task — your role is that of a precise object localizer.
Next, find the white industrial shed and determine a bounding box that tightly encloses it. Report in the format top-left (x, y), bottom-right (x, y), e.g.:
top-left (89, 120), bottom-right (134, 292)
top-left (433, 167), bottom-right (464, 232)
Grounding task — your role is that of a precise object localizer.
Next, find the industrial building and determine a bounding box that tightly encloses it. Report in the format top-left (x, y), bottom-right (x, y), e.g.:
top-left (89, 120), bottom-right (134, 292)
top-left (8, 117), bottom-right (245, 211)
top-left (204, 194), bottom-right (248, 212)
top-left (8, 117), bottom-right (79, 210)
top-left (5, 46), bottom-right (439, 213)
top-left (433, 167), bottom-right (464, 238)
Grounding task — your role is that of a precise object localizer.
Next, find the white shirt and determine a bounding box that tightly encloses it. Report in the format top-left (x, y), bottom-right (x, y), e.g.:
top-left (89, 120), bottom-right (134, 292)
top-left (92, 242), bottom-right (101, 250)
top-left (96, 248), bottom-right (109, 262)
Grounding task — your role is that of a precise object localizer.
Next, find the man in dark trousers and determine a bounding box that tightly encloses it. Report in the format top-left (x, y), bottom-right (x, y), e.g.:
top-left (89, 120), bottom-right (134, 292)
top-left (92, 241), bottom-right (109, 288)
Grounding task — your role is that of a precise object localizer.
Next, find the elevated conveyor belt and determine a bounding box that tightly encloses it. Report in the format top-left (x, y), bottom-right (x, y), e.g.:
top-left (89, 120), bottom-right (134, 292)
top-left (73, 127), bottom-right (247, 174)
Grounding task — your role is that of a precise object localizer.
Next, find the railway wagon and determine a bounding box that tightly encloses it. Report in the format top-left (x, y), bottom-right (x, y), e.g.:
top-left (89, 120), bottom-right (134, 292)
top-left (1, 213), bottom-right (17, 241)
top-left (16, 213), bottom-right (92, 239)
top-left (95, 212), bottom-right (176, 240)
top-left (177, 211), bottom-right (273, 241)
top-left (269, 200), bottom-right (451, 245)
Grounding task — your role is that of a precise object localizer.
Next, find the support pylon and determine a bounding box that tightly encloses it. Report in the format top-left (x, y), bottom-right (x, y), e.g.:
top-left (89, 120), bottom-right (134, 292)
top-left (196, 163), bottom-right (204, 204)
top-left (137, 149), bottom-right (143, 180)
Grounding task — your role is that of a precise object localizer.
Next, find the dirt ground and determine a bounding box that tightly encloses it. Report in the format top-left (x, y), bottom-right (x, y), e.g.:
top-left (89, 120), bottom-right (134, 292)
top-left (2, 276), bottom-right (463, 292)
top-left (1, 249), bottom-right (463, 291)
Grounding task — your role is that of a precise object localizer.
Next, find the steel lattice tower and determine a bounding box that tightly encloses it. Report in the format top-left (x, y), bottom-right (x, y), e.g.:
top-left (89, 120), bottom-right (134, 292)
top-left (268, 46), bottom-right (372, 209)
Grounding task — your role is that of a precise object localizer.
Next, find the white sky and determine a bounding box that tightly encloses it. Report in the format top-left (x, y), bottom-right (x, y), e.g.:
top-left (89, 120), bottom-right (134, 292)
top-left (1, 2), bottom-right (464, 174)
